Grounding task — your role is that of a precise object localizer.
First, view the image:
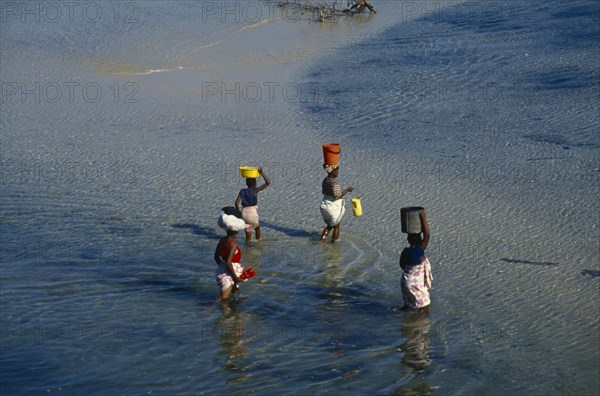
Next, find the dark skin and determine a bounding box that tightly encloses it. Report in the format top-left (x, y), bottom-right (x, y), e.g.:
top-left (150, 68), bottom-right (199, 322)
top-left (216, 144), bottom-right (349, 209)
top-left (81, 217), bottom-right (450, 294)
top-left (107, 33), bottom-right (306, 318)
top-left (235, 167), bottom-right (270, 242)
top-left (410, 209), bottom-right (429, 252)
top-left (400, 208), bottom-right (430, 313)
top-left (214, 230), bottom-right (242, 300)
top-left (320, 167), bottom-right (354, 243)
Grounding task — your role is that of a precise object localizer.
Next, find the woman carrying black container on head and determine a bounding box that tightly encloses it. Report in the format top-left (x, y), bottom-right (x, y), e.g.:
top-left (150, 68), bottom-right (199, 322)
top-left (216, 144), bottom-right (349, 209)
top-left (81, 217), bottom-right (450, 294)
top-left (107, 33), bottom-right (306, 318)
top-left (399, 208), bottom-right (433, 313)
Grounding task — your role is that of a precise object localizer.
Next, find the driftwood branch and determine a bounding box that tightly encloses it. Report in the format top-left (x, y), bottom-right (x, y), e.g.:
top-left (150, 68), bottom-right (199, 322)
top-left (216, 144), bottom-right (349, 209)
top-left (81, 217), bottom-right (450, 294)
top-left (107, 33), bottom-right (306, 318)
top-left (279, 0), bottom-right (376, 22)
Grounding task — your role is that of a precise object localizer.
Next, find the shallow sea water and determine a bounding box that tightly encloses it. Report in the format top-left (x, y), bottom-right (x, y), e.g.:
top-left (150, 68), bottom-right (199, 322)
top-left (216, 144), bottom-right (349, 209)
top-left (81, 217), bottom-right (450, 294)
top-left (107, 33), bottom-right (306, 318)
top-left (1, 1), bottom-right (599, 395)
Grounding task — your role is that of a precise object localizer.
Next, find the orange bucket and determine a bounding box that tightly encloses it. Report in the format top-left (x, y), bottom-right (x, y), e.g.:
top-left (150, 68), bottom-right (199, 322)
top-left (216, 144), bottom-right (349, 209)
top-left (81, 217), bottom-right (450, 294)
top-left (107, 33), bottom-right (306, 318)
top-left (322, 143), bottom-right (341, 165)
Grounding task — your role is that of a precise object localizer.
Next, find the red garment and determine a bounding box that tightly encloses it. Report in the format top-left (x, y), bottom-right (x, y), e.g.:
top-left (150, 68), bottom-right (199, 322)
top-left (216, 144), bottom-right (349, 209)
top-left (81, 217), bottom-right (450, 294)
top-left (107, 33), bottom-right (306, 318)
top-left (219, 239), bottom-right (242, 263)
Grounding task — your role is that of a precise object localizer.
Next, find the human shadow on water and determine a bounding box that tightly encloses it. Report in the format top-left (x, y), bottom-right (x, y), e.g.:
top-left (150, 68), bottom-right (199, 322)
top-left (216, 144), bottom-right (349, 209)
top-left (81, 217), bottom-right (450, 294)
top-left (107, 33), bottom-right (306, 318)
top-left (121, 277), bottom-right (216, 305)
top-left (259, 221), bottom-right (313, 238)
top-left (500, 258), bottom-right (560, 266)
top-left (172, 223), bottom-right (220, 240)
top-left (581, 269), bottom-right (600, 278)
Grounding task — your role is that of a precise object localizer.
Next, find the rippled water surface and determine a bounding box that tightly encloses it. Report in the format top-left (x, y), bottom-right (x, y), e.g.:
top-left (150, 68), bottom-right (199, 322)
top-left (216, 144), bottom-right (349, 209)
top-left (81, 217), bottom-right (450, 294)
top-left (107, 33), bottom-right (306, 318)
top-left (1, 1), bottom-right (598, 395)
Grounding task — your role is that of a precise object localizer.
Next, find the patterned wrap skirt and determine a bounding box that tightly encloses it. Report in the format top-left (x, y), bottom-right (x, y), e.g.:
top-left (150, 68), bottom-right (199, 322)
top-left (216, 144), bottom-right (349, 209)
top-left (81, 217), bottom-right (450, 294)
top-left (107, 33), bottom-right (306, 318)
top-left (216, 261), bottom-right (244, 291)
top-left (401, 258), bottom-right (433, 309)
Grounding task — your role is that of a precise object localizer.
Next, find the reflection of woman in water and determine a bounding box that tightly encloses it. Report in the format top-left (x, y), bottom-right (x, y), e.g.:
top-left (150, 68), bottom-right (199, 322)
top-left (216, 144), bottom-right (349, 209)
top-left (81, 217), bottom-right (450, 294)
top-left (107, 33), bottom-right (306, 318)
top-left (394, 311), bottom-right (433, 394)
top-left (216, 301), bottom-right (250, 372)
top-left (399, 312), bottom-right (432, 372)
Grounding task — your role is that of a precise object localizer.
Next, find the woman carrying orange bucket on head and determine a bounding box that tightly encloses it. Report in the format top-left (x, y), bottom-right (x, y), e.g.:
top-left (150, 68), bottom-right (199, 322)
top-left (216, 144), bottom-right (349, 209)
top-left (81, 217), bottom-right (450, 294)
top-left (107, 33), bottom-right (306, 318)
top-left (319, 143), bottom-right (354, 243)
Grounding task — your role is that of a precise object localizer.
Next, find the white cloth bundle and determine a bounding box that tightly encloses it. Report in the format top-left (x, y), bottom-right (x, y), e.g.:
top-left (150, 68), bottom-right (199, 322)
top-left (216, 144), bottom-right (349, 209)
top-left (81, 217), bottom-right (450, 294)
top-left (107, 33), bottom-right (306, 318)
top-left (218, 211), bottom-right (247, 232)
top-left (320, 196), bottom-right (345, 227)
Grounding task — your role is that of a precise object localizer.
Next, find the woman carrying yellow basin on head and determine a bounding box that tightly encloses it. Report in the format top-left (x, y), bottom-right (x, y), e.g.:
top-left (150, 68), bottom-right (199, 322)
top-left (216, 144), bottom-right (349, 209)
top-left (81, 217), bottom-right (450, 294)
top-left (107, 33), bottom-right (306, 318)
top-left (236, 166), bottom-right (270, 243)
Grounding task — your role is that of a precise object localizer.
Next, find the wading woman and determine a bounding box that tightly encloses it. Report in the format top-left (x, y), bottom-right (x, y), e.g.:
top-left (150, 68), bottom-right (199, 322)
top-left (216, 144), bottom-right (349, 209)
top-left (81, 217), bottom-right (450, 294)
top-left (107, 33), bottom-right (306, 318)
top-left (214, 207), bottom-right (247, 300)
top-left (399, 208), bottom-right (433, 313)
top-left (320, 164), bottom-right (354, 243)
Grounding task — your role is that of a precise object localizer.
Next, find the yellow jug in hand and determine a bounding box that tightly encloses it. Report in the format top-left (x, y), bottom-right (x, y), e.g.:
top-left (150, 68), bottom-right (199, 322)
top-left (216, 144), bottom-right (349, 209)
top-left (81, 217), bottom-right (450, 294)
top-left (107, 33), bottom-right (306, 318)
top-left (351, 198), bottom-right (363, 217)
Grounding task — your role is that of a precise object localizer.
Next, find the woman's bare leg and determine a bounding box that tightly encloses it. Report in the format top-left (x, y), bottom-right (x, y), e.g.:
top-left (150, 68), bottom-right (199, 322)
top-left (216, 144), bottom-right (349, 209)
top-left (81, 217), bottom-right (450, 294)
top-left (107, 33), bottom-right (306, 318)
top-left (320, 226), bottom-right (332, 241)
top-left (220, 286), bottom-right (233, 300)
top-left (332, 224), bottom-right (341, 242)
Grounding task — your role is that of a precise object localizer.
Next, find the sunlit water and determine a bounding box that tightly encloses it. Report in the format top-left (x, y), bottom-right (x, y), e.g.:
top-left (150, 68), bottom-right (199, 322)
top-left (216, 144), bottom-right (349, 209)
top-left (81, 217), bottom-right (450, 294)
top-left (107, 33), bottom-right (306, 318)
top-left (1, 1), bottom-right (598, 395)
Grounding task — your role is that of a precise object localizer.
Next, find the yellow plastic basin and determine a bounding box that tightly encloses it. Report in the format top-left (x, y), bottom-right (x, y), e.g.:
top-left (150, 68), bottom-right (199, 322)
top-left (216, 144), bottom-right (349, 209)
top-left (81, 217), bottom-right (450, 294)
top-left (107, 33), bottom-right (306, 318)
top-left (240, 166), bottom-right (260, 178)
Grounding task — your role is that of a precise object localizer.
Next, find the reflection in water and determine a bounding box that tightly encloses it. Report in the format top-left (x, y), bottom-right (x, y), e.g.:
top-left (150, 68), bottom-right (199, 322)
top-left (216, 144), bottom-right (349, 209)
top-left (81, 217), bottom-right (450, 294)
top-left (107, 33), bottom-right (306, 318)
top-left (399, 312), bottom-right (432, 372)
top-left (215, 301), bottom-right (253, 378)
top-left (317, 241), bottom-right (347, 358)
top-left (320, 242), bottom-right (344, 282)
top-left (394, 312), bottom-right (433, 395)
top-left (393, 379), bottom-right (433, 396)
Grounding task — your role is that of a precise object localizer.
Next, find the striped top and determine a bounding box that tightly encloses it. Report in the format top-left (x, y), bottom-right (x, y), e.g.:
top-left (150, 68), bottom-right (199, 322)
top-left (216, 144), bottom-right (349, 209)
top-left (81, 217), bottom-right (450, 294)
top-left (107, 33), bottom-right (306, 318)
top-left (322, 176), bottom-right (342, 199)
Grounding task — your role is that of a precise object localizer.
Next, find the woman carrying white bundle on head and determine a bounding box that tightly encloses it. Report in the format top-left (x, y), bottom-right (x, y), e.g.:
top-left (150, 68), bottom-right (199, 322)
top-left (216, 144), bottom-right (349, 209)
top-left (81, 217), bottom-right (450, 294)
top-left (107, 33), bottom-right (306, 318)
top-left (214, 207), bottom-right (247, 300)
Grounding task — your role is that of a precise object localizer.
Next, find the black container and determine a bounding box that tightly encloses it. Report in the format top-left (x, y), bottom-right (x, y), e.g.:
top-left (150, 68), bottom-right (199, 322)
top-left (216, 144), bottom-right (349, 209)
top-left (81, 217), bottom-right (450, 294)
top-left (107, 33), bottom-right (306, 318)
top-left (401, 207), bottom-right (424, 234)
